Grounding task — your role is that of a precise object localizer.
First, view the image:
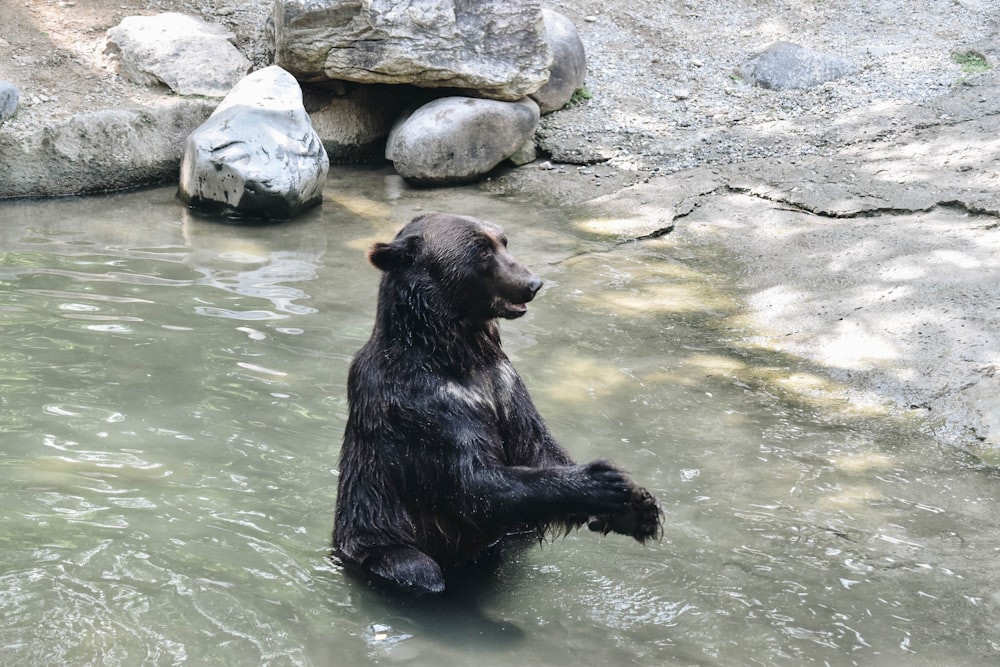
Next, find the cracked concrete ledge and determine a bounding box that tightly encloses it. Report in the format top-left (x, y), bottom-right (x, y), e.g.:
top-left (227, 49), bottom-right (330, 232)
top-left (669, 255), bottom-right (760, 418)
top-left (683, 191), bottom-right (999, 451)
top-left (718, 122), bottom-right (1000, 220)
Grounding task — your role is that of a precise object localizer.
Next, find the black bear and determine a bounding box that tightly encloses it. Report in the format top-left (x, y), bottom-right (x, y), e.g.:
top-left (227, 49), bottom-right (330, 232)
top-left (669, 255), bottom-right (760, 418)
top-left (332, 212), bottom-right (661, 595)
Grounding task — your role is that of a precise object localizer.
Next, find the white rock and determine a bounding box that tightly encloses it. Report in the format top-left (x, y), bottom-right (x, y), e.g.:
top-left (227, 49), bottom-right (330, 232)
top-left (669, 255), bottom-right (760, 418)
top-left (178, 66), bottom-right (329, 220)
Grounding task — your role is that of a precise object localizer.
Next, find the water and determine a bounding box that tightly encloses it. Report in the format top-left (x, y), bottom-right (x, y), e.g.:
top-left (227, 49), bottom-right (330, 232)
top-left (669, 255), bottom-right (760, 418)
top-left (2, 168), bottom-right (998, 666)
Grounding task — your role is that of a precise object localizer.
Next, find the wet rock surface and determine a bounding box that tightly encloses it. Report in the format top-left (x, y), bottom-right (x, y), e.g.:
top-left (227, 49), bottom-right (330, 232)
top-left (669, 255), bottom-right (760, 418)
top-left (178, 66), bottom-right (328, 220)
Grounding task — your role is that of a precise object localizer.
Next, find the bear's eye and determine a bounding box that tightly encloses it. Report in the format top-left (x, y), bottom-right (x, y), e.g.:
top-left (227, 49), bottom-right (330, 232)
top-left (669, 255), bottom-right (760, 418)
top-left (478, 243), bottom-right (492, 259)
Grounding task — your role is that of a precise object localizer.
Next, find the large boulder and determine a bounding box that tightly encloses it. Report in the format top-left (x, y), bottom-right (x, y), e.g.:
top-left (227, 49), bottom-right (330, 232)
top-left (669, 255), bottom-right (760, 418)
top-left (270, 0), bottom-right (550, 101)
top-left (736, 41), bottom-right (858, 90)
top-left (104, 13), bottom-right (251, 97)
top-left (386, 96), bottom-right (540, 185)
top-left (178, 66), bottom-right (329, 220)
top-left (531, 10), bottom-right (587, 114)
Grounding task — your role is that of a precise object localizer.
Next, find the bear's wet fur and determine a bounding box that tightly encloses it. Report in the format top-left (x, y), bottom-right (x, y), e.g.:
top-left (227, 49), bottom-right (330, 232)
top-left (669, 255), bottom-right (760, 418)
top-left (332, 212), bottom-right (662, 595)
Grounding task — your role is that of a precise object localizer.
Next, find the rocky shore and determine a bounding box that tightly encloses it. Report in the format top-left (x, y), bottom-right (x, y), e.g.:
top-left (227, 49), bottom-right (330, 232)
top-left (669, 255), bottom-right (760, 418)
top-left (1, 0), bottom-right (998, 452)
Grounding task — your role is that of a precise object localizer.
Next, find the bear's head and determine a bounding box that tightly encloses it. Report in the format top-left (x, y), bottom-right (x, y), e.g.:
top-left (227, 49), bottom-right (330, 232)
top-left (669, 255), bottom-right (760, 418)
top-left (368, 213), bottom-right (543, 322)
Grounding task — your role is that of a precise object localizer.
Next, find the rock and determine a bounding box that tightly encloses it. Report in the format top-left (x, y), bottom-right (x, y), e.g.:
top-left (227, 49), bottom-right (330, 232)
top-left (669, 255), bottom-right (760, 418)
top-left (302, 83), bottom-right (408, 164)
top-left (178, 66), bottom-right (329, 220)
top-left (0, 81), bottom-right (19, 124)
top-left (0, 101), bottom-right (216, 198)
top-left (104, 13), bottom-right (251, 97)
top-left (270, 0), bottom-right (550, 101)
top-left (508, 138), bottom-right (537, 166)
top-left (736, 41), bottom-right (858, 90)
top-left (531, 9), bottom-right (587, 114)
top-left (387, 96), bottom-right (540, 185)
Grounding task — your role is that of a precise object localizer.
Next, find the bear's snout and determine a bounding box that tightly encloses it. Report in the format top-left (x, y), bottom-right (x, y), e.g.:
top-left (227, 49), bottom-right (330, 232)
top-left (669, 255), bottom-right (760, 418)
top-left (526, 276), bottom-right (543, 297)
top-left (491, 266), bottom-right (542, 320)
top-left (506, 268), bottom-right (543, 305)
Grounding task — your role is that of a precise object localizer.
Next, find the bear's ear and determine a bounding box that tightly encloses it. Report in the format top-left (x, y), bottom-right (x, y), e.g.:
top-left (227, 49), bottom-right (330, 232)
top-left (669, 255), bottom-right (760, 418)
top-left (368, 234), bottom-right (422, 272)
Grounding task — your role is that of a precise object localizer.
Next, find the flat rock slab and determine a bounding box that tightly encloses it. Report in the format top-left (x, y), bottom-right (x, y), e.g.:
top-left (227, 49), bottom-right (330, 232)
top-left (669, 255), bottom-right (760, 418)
top-left (0, 101), bottom-right (216, 198)
top-left (688, 193), bottom-right (1000, 451)
top-left (104, 12), bottom-right (251, 97)
top-left (583, 86), bottom-right (1000, 451)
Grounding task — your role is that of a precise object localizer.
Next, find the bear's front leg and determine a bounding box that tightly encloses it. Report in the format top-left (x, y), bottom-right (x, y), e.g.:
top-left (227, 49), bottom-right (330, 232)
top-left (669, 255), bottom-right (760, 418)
top-left (587, 484), bottom-right (663, 543)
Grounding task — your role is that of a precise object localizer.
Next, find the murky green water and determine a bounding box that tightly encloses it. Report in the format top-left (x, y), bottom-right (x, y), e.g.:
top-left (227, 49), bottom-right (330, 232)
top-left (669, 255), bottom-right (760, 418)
top-left (2, 168), bottom-right (998, 666)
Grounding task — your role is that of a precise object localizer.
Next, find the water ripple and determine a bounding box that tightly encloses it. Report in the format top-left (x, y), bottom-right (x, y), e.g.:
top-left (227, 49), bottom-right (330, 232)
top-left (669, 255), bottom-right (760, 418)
top-left (5, 181), bottom-right (1000, 666)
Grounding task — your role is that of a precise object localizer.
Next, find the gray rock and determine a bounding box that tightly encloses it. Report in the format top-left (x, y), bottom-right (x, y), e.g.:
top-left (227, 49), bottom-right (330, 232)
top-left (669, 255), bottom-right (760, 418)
top-left (736, 41), bottom-right (857, 90)
top-left (508, 138), bottom-right (537, 166)
top-left (104, 13), bottom-right (251, 97)
top-left (270, 0), bottom-right (550, 101)
top-left (302, 83), bottom-right (407, 164)
top-left (178, 66), bottom-right (329, 220)
top-left (531, 9), bottom-right (587, 114)
top-left (0, 81), bottom-right (19, 124)
top-left (387, 96), bottom-right (540, 185)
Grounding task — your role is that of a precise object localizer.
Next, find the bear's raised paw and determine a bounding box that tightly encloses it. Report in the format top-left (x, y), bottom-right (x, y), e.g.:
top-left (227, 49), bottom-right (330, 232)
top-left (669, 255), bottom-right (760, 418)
top-left (587, 485), bottom-right (663, 543)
